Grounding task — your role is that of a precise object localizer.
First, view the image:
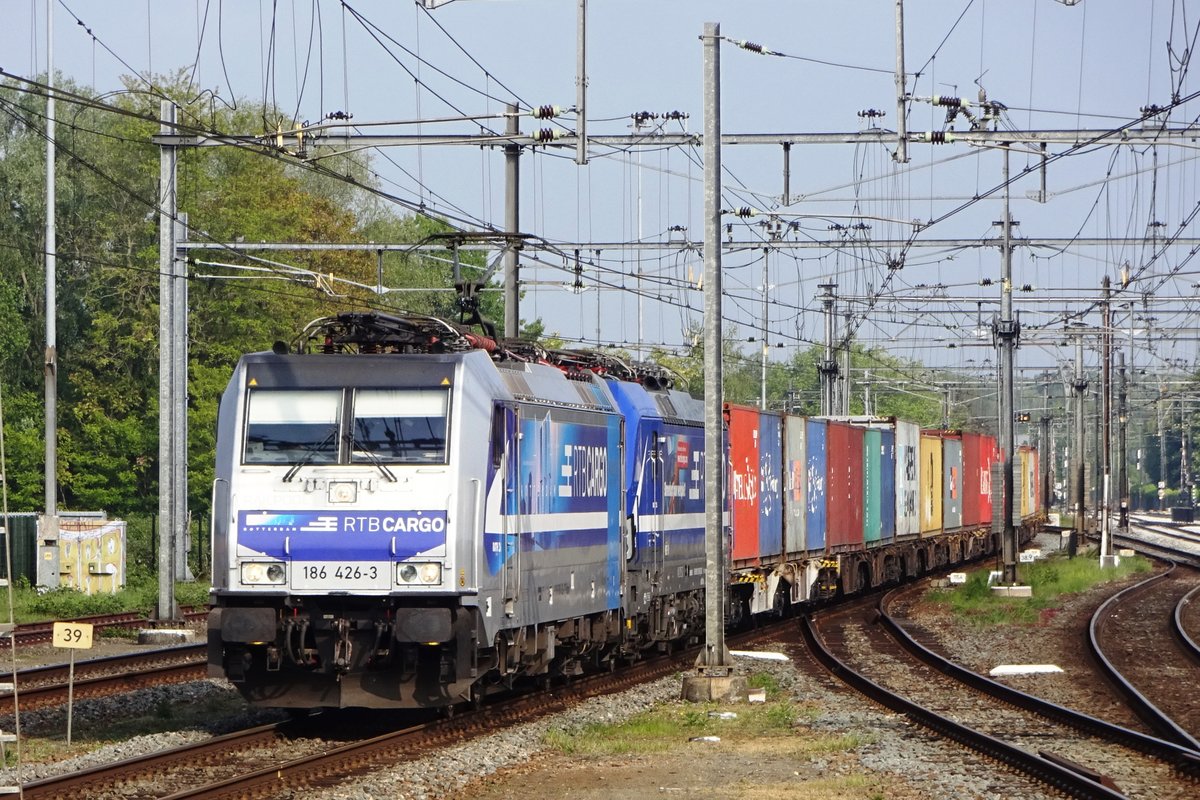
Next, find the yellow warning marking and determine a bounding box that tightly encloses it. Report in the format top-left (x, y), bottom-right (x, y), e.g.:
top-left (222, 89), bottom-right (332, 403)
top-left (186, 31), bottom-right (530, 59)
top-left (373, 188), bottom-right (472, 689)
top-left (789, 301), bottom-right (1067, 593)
top-left (248, 378), bottom-right (258, 386)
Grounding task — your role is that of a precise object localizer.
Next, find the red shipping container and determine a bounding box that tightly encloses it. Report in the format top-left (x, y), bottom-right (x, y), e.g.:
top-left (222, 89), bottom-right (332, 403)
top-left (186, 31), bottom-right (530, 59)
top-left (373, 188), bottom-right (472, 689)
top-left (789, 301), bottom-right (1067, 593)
top-left (961, 433), bottom-right (980, 527)
top-left (978, 434), bottom-right (997, 526)
top-left (726, 404), bottom-right (761, 563)
top-left (962, 432), bottom-right (998, 528)
top-left (825, 421), bottom-right (865, 551)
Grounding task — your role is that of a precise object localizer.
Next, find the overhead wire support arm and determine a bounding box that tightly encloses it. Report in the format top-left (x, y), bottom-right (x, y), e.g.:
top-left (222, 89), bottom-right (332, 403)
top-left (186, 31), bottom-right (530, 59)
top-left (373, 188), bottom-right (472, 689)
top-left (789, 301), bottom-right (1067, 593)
top-left (149, 122), bottom-right (1200, 154)
top-left (177, 235), bottom-right (1200, 254)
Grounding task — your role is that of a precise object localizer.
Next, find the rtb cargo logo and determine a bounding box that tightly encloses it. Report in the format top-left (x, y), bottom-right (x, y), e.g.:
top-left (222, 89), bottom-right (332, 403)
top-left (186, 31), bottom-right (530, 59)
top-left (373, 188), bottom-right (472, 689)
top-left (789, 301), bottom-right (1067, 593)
top-left (240, 510), bottom-right (447, 535)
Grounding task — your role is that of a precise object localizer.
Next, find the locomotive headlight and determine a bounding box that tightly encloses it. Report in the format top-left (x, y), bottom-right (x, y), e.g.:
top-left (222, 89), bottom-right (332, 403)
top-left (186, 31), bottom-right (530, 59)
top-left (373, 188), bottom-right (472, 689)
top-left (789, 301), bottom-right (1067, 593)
top-left (328, 481), bottom-right (357, 503)
top-left (397, 562), bottom-right (442, 585)
top-left (241, 561), bottom-right (287, 585)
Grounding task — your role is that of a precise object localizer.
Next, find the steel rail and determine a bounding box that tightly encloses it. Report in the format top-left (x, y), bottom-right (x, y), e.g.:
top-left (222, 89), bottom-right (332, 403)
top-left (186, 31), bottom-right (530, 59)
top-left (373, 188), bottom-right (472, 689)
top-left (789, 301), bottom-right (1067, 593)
top-left (1088, 564), bottom-right (1200, 752)
top-left (876, 584), bottom-right (1200, 773)
top-left (1174, 584), bottom-right (1200, 667)
top-left (800, 611), bottom-right (1129, 800)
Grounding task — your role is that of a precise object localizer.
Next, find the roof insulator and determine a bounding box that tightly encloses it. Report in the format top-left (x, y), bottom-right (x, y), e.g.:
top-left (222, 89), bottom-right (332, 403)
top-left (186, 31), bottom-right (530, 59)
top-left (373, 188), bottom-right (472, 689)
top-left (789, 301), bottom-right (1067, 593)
top-left (932, 94), bottom-right (967, 108)
top-left (532, 128), bottom-right (564, 143)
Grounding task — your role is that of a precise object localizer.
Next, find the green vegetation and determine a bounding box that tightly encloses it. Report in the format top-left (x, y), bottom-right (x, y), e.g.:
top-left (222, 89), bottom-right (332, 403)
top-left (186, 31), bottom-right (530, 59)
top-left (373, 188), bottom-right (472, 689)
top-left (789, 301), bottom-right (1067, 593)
top-left (0, 579), bottom-right (210, 624)
top-left (542, 670), bottom-right (876, 760)
top-left (0, 511), bottom-right (211, 623)
top-left (543, 698), bottom-right (803, 756)
top-left (929, 549), bottom-right (1153, 625)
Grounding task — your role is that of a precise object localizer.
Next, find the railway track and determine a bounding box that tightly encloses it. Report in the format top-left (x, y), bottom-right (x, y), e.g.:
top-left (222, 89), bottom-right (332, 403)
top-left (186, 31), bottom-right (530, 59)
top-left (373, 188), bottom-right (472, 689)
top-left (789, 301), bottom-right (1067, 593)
top-left (1175, 583), bottom-right (1200, 665)
top-left (1, 608), bottom-right (209, 648)
top-left (10, 621), bottom-right (792, 800)
top-left (1088, 563), bottom-right (1200, 750)
top-left (1120, 520), bottom-right (1200, 566)
top-left (804, 583), bottom-right (1200, 799)
top-left (0, 644), bottom-right (207, 712)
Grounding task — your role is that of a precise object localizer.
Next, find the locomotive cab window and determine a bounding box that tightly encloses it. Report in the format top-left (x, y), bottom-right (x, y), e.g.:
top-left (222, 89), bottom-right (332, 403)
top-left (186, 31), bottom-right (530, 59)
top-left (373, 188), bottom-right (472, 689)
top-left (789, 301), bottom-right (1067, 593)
top-left (351, 389), bottom-right (449, 464)
top-left (244, 389), bottom-right (341, 464)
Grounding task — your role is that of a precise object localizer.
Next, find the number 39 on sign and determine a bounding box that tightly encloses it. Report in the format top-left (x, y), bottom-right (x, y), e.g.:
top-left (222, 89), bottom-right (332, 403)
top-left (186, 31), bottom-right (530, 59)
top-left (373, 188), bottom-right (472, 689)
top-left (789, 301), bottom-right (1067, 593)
top-left (52, 622), bottom-right (94, 650)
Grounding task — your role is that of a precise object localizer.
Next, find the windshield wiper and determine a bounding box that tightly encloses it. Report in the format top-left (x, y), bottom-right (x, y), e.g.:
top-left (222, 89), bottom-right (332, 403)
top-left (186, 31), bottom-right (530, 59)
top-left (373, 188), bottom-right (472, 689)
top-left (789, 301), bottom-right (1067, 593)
top-left (348, 434), bottom-right (398, 483)
top-left (282, 429), bottom-right (339, 482)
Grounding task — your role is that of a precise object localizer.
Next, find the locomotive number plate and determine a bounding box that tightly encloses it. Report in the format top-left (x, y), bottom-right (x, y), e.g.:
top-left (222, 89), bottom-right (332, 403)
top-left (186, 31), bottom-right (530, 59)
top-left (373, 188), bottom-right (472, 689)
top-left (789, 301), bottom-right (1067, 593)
top-left (292, 562), bottom-right (391, 590)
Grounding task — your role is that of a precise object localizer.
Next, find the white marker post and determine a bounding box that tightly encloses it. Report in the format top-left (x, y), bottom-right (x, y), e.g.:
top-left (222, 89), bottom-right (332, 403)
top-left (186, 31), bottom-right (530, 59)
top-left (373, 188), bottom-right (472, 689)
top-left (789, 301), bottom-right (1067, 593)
top-left (52, 622), bottom-right (94, 745)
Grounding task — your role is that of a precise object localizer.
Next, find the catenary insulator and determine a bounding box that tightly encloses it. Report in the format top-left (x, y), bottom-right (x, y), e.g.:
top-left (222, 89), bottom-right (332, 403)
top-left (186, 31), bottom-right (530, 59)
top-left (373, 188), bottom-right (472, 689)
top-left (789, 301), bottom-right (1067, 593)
top-left (932, 94), bottom-right (967, 108)
top-left (531, 105), bottom-right (562, 119)
top-left (734, 39), bottom-right (778, 56)
top-left (728, 207), bottom-right (757, 218)
top-left (533, 128), bottom-right (563, 143)
top-left (922, 130), bottom-right (955, 144)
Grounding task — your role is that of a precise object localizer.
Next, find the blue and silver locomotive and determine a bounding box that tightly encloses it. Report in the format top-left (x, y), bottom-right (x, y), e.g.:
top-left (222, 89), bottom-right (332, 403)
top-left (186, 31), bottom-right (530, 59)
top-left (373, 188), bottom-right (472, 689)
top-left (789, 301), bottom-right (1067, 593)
top-left (208, 312), bottom-right (707, 709)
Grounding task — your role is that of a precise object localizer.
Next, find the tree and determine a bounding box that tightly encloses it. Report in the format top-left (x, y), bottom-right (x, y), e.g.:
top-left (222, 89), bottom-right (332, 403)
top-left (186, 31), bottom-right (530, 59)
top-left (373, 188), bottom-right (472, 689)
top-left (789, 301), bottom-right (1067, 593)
top-left (0, 73), bottom-right (517, 516)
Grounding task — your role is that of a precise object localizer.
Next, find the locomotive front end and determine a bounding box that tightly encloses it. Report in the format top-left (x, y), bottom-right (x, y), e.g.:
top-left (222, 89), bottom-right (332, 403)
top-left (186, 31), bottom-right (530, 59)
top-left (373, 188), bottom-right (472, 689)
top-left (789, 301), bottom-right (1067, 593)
top-left (209, 326), bottom-right (496, 709)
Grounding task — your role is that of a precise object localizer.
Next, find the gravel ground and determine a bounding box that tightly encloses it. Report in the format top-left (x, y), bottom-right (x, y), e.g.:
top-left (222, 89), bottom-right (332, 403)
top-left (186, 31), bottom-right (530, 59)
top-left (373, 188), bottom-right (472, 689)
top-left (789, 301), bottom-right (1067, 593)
top-left (0, 535), bottom-right (1176, 799)
top-left (0, 642), bottom-right (1045, 799)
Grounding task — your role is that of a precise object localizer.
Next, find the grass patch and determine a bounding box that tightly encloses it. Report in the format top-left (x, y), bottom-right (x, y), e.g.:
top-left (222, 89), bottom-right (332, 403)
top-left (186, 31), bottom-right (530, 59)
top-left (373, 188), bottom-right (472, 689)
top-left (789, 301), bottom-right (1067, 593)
top-left (543, 698), bottom-right (815, 757)
top-left (793, 732), bottom-right (876, 755)
top-left (928, 549), bottom-right (1153, 625)
top-left (746, 671), bottom-right (782, 698)
top-left (0, 579), bottom-right (211, 624)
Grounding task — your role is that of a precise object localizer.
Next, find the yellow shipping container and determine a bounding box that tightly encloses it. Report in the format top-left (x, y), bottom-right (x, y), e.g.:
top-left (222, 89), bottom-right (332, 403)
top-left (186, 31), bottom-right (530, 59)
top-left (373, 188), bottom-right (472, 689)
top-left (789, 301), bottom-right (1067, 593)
top-left (1018, 447), bottom-right (1034, 520)
top-left (919, 433), bottom-right (943, 535)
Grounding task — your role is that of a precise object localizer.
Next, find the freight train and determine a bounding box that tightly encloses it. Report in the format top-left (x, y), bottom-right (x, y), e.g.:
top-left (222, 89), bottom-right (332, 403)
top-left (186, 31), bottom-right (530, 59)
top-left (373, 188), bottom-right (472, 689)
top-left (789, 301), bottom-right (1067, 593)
top-left (206, 311), bottom-right (1043, 710)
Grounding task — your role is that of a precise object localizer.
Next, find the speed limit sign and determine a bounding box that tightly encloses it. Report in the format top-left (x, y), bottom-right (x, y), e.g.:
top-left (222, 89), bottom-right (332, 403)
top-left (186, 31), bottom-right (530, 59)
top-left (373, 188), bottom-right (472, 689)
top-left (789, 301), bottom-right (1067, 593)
top-left (52, 622), bottom-right (94, 650)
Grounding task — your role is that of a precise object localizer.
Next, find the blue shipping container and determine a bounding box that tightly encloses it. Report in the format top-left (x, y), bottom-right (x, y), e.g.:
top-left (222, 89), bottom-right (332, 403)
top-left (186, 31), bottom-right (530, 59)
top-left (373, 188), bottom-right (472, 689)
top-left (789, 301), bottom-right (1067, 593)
top-left (804, 419), bottom-right (828, 553)
top-left (758, 412), bottom-right (783, 557)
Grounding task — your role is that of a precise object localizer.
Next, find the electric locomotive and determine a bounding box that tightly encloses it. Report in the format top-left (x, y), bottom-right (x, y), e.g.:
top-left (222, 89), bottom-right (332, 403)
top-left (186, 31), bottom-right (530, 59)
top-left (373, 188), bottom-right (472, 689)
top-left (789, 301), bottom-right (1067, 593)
top-left (208, 312), bottom-right (705, 709)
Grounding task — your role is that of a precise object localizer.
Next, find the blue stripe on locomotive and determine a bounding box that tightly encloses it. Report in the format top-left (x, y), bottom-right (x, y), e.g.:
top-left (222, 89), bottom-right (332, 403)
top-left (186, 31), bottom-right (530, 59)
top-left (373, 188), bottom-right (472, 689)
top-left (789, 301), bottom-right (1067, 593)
top-left (607, 382), bottom-right (706, 565)
top-left (515, 411), bottom-right (611, 515)
top-left (237, 510), bottom-right (447, 560)
top-left (483, 410), bottom-right (622, 608)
